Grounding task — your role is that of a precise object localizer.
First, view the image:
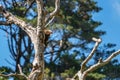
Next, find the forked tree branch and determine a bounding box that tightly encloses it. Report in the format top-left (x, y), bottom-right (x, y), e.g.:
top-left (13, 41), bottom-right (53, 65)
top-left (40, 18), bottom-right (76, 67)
top-left (18, 64), bottom-right (27, 78)
top-left (83, 49), bottom-right (120, 76)
top-left (81, 37), bottom-right (101, 73)
top-left (0, 64), bottom-right (28, 79)
top-left (72, 37), bottom-right (120, 80)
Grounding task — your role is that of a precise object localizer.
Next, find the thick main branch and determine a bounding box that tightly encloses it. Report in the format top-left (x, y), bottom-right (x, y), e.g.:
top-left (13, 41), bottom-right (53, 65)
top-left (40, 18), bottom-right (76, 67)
top-left (0, 6), bottom-right (35, 37)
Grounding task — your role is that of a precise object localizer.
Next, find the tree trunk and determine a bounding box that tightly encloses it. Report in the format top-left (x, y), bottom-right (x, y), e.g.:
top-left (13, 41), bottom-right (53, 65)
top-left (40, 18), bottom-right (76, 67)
top-left (0, 0), bottom-right (60, 79)
top-left (28, 32), bottom-right (45, 80)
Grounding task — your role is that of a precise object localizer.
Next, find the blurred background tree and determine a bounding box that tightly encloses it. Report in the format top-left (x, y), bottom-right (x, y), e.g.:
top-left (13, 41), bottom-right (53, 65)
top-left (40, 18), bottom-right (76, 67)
top-left (0, 0), bottom-right (120, 80)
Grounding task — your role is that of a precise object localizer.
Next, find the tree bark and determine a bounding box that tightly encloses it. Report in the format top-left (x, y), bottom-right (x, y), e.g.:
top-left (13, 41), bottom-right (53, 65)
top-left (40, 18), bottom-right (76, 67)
top-left (28, 31), bottom-right (45, 80)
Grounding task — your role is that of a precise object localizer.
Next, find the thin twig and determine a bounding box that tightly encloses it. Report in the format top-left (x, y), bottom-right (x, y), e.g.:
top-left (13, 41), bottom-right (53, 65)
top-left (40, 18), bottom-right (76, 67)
top-left (18, 64), bottom-right (28, 79)
top-left (0, 73), bottom-right (28, 79)
top-left (0, 73), bottom-right (21, 77)
top-left (18, 64), bottom-right (23, 74)
top-left (44, 16), bottom-right (55, 28)
top-left (45, 0), bottom-right (60, 24)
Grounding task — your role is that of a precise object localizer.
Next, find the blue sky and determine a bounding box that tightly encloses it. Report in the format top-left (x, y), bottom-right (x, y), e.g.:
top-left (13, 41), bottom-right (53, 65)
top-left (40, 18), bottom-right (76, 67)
top-left (0, 0), bottom-right (120, 68)
top-left (93, 0), bottom-right (120, 49)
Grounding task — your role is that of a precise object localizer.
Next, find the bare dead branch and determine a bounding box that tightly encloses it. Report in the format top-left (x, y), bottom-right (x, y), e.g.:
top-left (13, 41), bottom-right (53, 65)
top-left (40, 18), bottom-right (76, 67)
top-left (92, 37), bottom-right (102, 42)
top-left (0, 5), bottom-right (35, 37)
top-left (104, 49), bottom-right (120, 63)
top-left (18, 64), bottom-right (22, 74)
top-left (18, 64), bottom-right (24, 75)
top-left (81, 37), bottom-right (101, 72)
top-left (44, 16), bottom-right (55, 28)
top-left (0, 64), bottom-right (28, 79)
top-left (84, 50), bottom-right (120, 75)
top-left (0, 73), bottom-right (28, 79)
top-left (0, 73), bottom-right (18, 77)
top-left (59, 40), bottom-right (63, 47)
top-left (50, 0), bottom-right (60, 17)
top-left (72, 37), bottom-right (120, 80)
top-left (73, 50), bottom-right (120, 80)
top-left (45, 0), bottom-right (60, 24)
top-left (18, 64), bottom-right (28, 79)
